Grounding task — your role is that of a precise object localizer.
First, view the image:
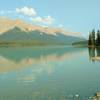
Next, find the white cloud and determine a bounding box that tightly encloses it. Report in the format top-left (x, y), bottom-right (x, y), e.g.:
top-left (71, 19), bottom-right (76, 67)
top-left (0, 11), bottom-right (5, 15)
top-left (0, 7), bottom-right (55, 26)
top-left (31, 16), bottom-right (55, 25)
top-left (0, 10), bottom-right (14, 15)
top-left (16, 7), bottom-right (37, 16)
top-left (59, 24), bottom-right (63, 28)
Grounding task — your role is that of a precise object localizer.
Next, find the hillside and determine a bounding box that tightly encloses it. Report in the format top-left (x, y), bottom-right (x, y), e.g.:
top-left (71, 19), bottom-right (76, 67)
top-left (0, 17), bottom-right (85, 45)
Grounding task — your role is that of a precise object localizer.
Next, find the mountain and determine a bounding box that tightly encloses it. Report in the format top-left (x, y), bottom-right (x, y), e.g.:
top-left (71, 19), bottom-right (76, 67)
top-left (0, 17), bottom-right (85, 45)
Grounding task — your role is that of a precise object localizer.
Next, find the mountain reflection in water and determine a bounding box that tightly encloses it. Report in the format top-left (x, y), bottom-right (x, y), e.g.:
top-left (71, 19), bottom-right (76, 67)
top-left (0, 46), bottom-right (85, 73)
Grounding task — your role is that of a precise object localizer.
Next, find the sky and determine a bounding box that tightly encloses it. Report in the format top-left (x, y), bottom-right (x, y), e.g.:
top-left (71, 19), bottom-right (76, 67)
top-left (0, 0), bottom-right (100, 37)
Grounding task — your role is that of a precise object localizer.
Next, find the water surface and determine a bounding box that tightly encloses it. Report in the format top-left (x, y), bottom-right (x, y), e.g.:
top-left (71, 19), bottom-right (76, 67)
top-left (0, 46), bottom-right (100, 100)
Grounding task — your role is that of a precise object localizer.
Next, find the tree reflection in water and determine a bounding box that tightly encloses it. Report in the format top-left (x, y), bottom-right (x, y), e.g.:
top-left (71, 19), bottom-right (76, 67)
top-left (88, 47), bottom-right (100, 62)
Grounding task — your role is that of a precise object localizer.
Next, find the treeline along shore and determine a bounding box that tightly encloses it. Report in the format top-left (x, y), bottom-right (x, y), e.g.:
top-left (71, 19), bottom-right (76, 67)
top-left (88, 29), bottom-right (100, 47)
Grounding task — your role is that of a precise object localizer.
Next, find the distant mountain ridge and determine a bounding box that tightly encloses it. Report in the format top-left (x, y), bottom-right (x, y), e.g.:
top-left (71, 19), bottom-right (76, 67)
top-left (0, 17), bottom-right (85, 45)
top-left (0, 17), bottom-right (82, 36)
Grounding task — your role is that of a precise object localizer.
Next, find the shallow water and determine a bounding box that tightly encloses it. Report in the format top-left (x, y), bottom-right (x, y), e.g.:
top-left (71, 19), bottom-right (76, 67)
top-left (0, 46), bottom-right (99, 100)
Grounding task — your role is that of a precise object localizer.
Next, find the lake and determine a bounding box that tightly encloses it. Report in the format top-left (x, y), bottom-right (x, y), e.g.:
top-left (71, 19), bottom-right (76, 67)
top-left (0, 46), bottom-right (100, 100)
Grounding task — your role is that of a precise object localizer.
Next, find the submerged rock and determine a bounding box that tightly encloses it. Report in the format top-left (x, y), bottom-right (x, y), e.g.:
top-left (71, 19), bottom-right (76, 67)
top-left (92, 92), bottom-right (100, 100)
top-left (92, 57), bottom-right (100, 61)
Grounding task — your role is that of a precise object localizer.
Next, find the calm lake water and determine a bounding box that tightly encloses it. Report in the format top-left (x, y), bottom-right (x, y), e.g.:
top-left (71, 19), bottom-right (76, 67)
top-left (0, 46), bottom-right (100, 100)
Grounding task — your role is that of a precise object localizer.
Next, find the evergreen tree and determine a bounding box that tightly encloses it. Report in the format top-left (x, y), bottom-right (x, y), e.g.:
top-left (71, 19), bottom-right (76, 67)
top-left (88, 29), bottom-right (95, 46)
top-left (88, 32), bottom-right (92, 46)
top-left (91, 29), bottom-right (95, 46)
top-left (96, 30), bottom-right (100, 46)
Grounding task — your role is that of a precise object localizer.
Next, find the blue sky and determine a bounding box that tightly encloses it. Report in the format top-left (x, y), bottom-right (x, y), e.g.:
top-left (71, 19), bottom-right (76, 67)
top-left (0, 0), bottom-right (100, 37)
